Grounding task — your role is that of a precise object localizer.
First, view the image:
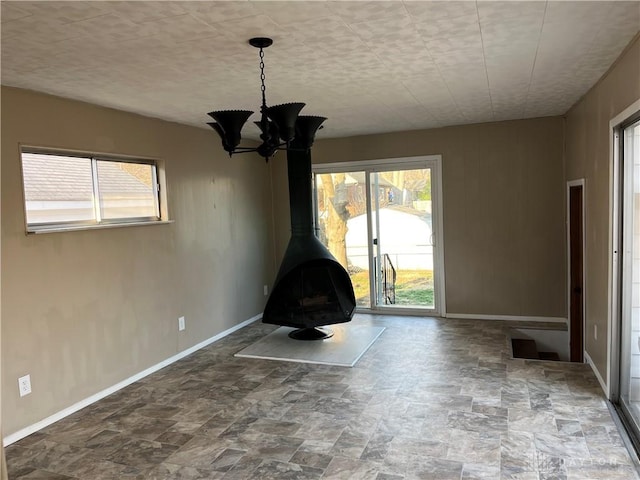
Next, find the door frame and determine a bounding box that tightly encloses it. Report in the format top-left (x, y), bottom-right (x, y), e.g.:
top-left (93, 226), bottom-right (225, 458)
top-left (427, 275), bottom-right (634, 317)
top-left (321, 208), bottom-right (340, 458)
top-left (313, 155), bottom-right (446, 316)
top-left (608, 100), bottom-right (640, 458)
top-left (567, 179), bottom-right (586, 362)
top-left (609, 98), bottom-right (640, 401)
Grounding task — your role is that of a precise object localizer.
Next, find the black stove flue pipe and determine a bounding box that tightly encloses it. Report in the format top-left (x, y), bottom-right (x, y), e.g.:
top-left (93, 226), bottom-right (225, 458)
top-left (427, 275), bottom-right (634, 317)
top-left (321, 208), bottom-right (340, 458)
top-left (262, 143), bottom-right (356, 338)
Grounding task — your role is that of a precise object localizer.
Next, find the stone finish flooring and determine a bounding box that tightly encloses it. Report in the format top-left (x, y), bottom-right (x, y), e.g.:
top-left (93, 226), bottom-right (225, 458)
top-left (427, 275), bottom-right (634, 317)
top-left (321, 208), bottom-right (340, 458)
top-left (5, 314), bottom-right (639, 479)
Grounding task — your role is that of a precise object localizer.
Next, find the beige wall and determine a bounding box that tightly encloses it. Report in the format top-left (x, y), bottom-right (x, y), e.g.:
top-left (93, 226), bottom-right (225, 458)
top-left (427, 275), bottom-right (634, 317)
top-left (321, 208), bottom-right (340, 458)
top-left (272, 117), bottom-right (566, 318)
top-left (1, 91), bottom-right (5, 479)
top-left (1, 87), bottom-right (275, 436)
top-left (565, 34), bottom-right (640, 385)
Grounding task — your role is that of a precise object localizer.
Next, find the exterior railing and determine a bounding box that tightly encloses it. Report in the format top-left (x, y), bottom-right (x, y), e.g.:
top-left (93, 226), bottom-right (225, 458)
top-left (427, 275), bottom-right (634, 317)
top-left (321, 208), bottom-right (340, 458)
top-left (382, 253), bottom-right (396, 305)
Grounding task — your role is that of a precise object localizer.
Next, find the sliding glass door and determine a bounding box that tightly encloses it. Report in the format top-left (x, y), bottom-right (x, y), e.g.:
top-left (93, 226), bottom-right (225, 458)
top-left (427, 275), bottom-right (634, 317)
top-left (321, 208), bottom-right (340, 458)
top-left (313, 157), bottom-right (443, 314)
top-left (617, 117), bottom-right (640, 445)
top-left (370, 168), bottom-right (435, 309)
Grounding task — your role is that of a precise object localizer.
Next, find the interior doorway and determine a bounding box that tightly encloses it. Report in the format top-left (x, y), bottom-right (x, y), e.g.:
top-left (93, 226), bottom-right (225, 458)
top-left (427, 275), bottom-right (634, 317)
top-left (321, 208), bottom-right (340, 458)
top-left (313, 156), bottom-right (444, 315)
top-left (567, 180), bottom-right (585, 362)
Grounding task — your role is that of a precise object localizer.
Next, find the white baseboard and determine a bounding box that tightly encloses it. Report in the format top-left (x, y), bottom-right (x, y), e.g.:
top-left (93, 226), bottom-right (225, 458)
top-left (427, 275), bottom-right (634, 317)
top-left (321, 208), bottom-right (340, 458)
top-left (3, 314), bottom-right (262, 446)
top-left (584, 350), bottom-right (609, 397)
top-left (445, 313), bottom-right (567, 323)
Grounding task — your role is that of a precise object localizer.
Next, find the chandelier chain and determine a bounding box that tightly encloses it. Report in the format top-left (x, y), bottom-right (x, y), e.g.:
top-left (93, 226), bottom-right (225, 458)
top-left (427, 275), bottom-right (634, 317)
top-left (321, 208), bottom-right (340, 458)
top-left (259, 48), bottom-right (267, 109)
top-left (207, 38), bottom-right (325, 161)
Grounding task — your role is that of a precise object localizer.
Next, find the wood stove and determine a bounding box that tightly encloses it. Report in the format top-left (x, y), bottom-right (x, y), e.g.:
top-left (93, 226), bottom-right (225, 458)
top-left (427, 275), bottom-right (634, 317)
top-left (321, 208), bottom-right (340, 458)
top-left (263, 147), bottom-right (355, 340)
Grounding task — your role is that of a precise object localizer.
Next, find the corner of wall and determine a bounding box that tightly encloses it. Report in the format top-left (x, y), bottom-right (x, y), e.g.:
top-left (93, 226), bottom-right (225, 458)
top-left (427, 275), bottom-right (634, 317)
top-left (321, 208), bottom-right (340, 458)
top-left (585, 350), bottom-right (609, 397)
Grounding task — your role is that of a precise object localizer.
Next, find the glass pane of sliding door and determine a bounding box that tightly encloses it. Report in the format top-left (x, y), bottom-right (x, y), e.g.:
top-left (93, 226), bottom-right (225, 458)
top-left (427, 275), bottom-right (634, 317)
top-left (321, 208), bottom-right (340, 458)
top-left (315, 171), bottom-right (371, 307)
top-left (370, 168), bottom-right (435, 309)
top-left (619, 118), bottom-right (640, 441)
top-left (314, 158), bottom-right (442, 314)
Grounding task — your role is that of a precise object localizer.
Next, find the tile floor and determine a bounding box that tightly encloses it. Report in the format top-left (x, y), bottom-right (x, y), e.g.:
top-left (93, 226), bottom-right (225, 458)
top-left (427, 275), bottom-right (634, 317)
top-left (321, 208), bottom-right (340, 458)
top-left (5, 314), bottom-right (639, 479)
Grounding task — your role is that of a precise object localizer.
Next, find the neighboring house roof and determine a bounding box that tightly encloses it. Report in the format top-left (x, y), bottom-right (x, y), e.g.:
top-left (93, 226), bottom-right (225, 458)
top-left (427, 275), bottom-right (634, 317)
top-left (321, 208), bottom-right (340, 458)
top-left (344, 172), bottom-right (395, 188)
top-left (22, 153), bottom-right (152, 201)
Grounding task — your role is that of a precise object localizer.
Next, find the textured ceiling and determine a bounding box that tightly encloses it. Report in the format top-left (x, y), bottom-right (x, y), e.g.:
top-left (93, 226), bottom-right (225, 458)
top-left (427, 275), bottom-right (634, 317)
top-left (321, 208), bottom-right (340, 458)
top-left (2, 1), bottom-right (639, 139)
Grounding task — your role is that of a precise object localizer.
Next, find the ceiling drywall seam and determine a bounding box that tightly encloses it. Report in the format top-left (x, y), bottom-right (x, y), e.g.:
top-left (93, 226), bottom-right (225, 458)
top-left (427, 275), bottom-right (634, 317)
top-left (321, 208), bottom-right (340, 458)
top-left (475, 0), bottom-right (496, 122)
top-left (523, 1), bottom-right (549, 119)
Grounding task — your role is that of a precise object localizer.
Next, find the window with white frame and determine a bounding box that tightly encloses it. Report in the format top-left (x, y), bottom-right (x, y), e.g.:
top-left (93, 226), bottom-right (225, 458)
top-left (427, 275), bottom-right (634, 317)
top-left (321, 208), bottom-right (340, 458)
top-left (21, 149), bottom-right (163, 232)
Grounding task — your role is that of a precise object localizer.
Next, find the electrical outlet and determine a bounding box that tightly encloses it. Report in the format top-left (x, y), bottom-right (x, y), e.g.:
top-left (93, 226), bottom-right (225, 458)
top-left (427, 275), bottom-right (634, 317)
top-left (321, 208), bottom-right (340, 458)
top-left (178, 316), bottom-right (186, 331)
top-left (18, 374), bottom-right (31, 397)
top-left (594, 324), bottom-right (598, 340)
top-left (264, 285), bottom-right (269, 296)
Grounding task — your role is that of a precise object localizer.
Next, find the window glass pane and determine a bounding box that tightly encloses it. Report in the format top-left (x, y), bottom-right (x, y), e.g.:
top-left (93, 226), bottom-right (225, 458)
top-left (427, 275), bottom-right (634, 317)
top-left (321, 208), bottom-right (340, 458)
top-left (21, 152), bottom-right (95, 224)
top-left (96, 160), bottom-right (158, 220)
top-left (371, 168), bottom-right (434, 309)
top-left (315, 171), bottom-right (371, 308)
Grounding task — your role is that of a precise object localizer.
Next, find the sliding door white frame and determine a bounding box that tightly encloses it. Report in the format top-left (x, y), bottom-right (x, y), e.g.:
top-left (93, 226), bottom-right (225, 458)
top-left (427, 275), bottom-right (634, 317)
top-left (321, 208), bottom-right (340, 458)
top-left (313, 155), bottom-right (446, 316)
top-left (609, 100), bottom-right (640, 459)
top-left (610, 99), bottom-right (640, 400)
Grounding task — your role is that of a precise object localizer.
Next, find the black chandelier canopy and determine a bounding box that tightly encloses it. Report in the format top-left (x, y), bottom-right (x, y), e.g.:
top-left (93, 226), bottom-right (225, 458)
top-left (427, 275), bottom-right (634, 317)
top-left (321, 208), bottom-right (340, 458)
top-left (207, 37), bottom-right (326, 161)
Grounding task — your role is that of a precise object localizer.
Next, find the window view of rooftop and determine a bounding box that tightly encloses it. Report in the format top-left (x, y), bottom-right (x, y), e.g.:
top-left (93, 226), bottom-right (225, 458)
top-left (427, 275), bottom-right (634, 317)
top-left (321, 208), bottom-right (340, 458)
top-left (21, 151), bottom-right (159, 228)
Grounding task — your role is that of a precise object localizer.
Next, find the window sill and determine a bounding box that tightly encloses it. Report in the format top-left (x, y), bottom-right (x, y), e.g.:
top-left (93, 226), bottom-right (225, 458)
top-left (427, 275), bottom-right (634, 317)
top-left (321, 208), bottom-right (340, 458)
top-left (27, 220), bottom-right (174, 235)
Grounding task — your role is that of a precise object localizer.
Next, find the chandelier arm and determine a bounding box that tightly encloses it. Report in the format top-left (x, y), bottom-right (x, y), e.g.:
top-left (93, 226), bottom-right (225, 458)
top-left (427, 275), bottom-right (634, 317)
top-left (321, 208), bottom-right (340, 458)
top-left (233, 140), bottom-right (288, 153)
top-left (231, 147), bottom-right (261, 153)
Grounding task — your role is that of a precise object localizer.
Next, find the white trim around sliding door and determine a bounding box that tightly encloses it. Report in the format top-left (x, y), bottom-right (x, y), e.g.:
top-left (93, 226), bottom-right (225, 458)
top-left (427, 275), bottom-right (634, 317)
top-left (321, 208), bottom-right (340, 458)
top-left (431, 155), bottom-right (446, 317)
top-left (313, 155), bottom-right (442, 174)
top-left (313, 154), bottom-right (446, 316)
top-left (608, 98), bottom-right (640, 400)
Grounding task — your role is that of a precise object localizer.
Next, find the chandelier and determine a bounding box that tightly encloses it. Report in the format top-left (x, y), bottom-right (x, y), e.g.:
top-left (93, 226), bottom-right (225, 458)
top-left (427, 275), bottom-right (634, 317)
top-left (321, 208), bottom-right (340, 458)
top-left (207, 37), bottom-right (326, 161)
